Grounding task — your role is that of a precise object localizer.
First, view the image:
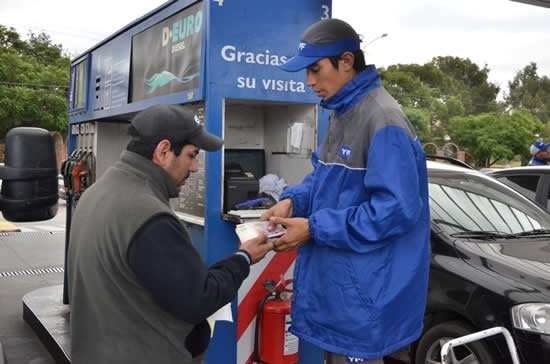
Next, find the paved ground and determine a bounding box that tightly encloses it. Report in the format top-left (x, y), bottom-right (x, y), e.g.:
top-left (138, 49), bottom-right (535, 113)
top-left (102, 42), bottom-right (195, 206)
top-left (0, 231), bottom-right (64, 364)
top-left (7, 204), bottom-right (67, 234)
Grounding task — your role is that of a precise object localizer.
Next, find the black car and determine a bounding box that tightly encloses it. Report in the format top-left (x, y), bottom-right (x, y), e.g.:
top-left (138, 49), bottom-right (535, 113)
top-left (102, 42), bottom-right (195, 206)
top-left (487, 166), bottom-right (550, 211)
top-left (411, 160), bottom-right (550, 364)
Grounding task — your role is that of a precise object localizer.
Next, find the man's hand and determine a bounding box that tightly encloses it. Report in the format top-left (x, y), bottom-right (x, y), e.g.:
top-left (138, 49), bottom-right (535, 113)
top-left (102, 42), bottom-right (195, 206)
top-left (261, 199), bottom-right (293, 236)
top-left (239, 234), bottom-right (274, 264)
top-left (261, 199), bottom-right (293, 221)
top-left (269, 217), bottom-right (310, 252)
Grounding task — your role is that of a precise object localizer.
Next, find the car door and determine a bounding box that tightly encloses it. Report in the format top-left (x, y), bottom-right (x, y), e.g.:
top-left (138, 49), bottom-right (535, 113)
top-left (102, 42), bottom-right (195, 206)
top-left (539, 173), bottom-right (550, 209)
top-left (494, 172), bottom-right (547, 209)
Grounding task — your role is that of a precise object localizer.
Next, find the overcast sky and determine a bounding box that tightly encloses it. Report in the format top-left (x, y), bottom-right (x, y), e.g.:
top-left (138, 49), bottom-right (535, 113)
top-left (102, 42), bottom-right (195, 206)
top-left (0, 0), bottom-right (548, 96)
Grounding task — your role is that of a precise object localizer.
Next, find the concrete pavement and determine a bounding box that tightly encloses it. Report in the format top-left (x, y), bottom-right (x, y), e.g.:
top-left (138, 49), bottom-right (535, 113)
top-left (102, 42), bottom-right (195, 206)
top-left (0, 231), bottom-right (65, 364)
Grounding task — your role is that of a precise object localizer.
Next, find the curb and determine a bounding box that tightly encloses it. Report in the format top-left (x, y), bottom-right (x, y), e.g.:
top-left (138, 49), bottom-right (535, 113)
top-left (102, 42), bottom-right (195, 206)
top-left (0, 221), bottom-right (20, 232)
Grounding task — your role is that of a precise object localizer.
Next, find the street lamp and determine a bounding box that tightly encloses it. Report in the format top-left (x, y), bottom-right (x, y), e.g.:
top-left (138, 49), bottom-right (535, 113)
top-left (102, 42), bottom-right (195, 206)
top-left (364, 32), bottom-right (388, 47)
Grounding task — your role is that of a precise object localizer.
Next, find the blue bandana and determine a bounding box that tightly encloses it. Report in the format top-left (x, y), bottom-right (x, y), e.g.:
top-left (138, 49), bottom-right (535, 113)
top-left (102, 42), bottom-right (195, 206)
top-left (321, 65), bottom-right (382, 115)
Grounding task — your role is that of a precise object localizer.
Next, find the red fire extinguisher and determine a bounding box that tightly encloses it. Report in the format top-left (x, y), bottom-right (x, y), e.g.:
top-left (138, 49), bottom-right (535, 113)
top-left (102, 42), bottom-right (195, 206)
top-left (254, 276), bottom-right (298, 364)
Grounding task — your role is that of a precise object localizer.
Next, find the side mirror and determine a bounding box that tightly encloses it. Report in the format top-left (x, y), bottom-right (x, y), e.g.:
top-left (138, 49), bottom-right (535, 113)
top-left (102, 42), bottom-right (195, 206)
top-left (0, 127), bottom-right (58, 222)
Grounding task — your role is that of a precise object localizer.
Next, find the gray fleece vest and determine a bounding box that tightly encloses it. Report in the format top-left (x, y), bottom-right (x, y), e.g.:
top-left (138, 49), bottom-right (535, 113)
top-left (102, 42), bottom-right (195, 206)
top-left (68, 151), bottom-right (200, 364)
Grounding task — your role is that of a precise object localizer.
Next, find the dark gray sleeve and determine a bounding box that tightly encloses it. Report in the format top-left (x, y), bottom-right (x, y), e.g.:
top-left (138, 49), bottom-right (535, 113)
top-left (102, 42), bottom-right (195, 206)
top-left (127, 213), bottom-right (250, 324)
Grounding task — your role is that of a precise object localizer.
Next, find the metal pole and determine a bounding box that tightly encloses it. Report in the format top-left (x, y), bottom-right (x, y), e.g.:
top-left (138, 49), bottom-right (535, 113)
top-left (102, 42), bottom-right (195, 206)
top-left (440, 326), bottom-right (520, 364)
top-left (364, 33), bottom-right (388, 47)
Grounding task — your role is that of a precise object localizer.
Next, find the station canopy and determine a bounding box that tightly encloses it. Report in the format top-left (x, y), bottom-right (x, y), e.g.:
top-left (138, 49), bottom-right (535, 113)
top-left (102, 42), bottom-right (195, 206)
top-left (511, 0), bottom-right (550, 8)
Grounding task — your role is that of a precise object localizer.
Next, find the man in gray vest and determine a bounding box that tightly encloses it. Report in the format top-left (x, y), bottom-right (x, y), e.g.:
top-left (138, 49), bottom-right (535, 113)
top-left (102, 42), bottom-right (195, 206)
top-left (68, 104), bottom-right (273, 363)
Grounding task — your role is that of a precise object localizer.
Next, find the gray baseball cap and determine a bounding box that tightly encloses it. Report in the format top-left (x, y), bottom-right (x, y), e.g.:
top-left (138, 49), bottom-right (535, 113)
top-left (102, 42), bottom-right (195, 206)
top-left (280, 18), bottom-right (361, 72)
top-left (129, 104), bottom-right (223, 151)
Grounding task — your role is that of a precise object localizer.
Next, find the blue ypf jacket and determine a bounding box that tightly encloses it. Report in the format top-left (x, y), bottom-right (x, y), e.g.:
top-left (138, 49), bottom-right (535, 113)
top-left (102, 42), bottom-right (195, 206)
top-left (280, 66), bottom-right (430, 359)
top-left (528, 157), bottom-right (550, 166)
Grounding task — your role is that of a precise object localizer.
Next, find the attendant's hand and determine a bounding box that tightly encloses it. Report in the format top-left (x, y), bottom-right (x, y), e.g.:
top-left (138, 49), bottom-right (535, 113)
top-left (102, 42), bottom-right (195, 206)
top-left (261, 199), bottom-right (293, 236)
top-left (269, 217), bottom-right (310, 252)
top-left (240, 234), bottom-right (273, 264)
top-left (261, 199), bottom-right (293, 221)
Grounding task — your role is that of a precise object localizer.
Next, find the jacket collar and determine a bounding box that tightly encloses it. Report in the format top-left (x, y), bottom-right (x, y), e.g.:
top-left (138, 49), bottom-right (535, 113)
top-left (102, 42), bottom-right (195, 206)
top-left (119, 150), bottom-right (180, 200)
top-left (320, 64), bottom-right (381, 115)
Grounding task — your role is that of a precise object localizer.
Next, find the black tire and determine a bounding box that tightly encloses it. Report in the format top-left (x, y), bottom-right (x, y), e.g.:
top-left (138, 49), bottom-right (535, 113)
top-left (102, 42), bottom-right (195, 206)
top-left (414, 320), bottom-right (496, 364)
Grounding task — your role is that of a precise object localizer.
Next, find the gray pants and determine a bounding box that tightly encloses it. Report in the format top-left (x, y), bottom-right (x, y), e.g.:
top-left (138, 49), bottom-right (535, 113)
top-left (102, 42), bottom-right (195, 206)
top-left (325, 352), bottom-right (384, 364)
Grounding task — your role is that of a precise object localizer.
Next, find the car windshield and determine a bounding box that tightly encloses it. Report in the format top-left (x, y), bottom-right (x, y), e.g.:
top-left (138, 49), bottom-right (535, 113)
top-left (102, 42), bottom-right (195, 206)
top-left (430, 170), bottom-right (550, 238)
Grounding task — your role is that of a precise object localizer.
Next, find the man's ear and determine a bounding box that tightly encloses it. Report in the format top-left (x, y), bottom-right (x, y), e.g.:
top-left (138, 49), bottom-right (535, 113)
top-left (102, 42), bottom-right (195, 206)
top-left (339, 52), bottom-right (355, 72)
top-left (152, 139), bottom-right (172, 166)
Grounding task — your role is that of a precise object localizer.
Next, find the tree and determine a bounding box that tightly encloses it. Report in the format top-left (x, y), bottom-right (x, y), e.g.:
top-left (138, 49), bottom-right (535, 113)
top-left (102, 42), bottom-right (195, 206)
top-left (449, 109), bottom-right (541, 167)
top-left (506, 62), bottom-right (550, 124)
top-left (0, 25), bottom-right (27, 52)
top-left (0, 26), bottom-right (69, 140)
top-left (403, 107), bottom-right (431, 142)
top-left (380, 57), bottom-right (503, 147)
top-left (25, 31), bottom-right (66, 66)
top-left (432, 56), bottom-right (500, 115)
top-left (381, 63), bottom-right (455, 112)
top-left (381, 63), bottom-right (455, 143)
top-left (383, 57), bottom-right (501, 117)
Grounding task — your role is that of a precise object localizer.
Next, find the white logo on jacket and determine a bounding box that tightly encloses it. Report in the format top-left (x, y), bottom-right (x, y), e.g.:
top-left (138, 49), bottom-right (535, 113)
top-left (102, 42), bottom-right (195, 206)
top-left (339, 144), bottom-right (352, 161)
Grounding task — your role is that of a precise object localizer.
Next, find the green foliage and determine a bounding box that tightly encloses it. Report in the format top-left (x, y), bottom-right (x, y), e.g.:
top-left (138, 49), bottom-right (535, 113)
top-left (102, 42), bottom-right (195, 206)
top-left (381, 63), bottom-right (454, 114)
top-left (403, 107), bottom-right (431, 142)
top-left (449, 110), bottom-right (541, 167)
top-left (0, 25), bottom-right (27, 52)
top-left (379, 56), bottom-right (547, 164)
top-left (506, 62), bottom-right (550, 124)
top-left (0, 25), bottom-right (69, 140)
top-left (432, 56), bottom-right (500, 115)
top-left (380, 56), bottom-right (504, 149)
top-left (540, 122), bottom-right (550, 141)
top-left (381, 56), bottom-right (500, 121)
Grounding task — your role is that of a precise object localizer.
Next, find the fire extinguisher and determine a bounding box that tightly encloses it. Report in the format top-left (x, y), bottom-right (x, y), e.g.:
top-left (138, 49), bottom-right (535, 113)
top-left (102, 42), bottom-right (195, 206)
top-left (253, 276), bottom-right (299, 364)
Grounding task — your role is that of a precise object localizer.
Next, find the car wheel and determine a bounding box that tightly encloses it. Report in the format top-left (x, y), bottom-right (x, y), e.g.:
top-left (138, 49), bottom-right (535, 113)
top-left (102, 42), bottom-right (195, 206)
top-left (414, 320), bottom-right (496, 364)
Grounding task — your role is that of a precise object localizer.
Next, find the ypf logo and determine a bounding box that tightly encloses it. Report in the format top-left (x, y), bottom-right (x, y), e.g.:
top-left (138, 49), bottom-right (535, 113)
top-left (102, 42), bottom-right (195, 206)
top-left (298, 42), bottom-right (306, 50)
top-left (346, 357), bottom-right (365, 363)
top-left (339, 145), bottom-right (352, 161)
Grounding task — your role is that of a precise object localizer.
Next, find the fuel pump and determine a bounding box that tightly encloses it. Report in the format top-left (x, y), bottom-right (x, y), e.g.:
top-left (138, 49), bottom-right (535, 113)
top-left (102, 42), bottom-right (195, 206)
top-left (61, 148), bottom-right (94, 203)
top-left (60, 122), bottom-right (97, 303)
top-left (254, 276), bottom-right (298, 364)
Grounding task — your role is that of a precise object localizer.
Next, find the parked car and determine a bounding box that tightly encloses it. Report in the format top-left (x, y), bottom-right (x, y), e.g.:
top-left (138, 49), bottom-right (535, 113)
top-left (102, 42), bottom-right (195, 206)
top-left (486, 166), bottom-right (550, 211)
top-left (410, 160), bottom-right (550, 364)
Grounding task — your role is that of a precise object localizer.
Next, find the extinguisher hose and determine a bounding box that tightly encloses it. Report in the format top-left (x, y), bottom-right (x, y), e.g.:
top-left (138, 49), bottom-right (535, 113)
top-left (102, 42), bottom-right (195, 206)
top-left (253, 293), bottom-right (275, 364)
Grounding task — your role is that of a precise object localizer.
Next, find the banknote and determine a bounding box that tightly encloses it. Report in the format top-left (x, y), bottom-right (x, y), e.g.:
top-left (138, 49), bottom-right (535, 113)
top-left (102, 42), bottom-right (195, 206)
top-left (235, 220), bottom-right (286, 242)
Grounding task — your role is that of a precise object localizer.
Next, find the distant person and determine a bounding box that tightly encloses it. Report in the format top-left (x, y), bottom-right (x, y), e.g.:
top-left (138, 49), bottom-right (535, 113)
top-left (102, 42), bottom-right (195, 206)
top-left (68, 104), bottom-right (273, 363)
top-left (261, 18), bottom-right (430, 363)
top-left (528, 140), bottom-right (550, 166)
